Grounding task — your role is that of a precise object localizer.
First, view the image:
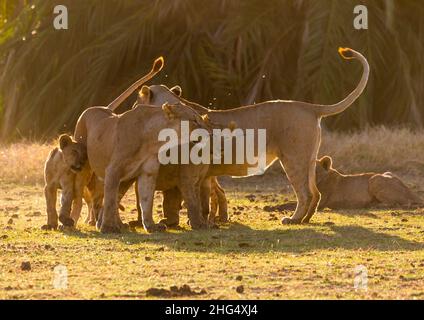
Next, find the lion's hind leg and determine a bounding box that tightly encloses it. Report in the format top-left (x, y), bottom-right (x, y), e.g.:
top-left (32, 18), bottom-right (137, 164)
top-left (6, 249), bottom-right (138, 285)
top-left (212, 177), bottom-right (228, 223)
top-left (279, 125), bottom-right (321, 225)
top-left (302, 160), bottom-right (321, 223)
top-left (280, 158), bottom-right (314, 225)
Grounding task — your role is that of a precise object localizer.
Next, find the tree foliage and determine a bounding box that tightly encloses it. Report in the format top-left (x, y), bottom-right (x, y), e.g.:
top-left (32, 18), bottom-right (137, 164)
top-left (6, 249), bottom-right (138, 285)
top-left (0, 0), bottom-right (423, 140)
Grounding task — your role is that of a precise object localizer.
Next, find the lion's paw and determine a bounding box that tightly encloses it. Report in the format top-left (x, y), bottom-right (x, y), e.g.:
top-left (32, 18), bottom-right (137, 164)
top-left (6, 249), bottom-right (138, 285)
top-left (128, 220), bottom-right (144, 228)
top-left (58, 224), bottom-right (75, 232)
top-left (100, 223), bottom-right (121, 234)
top-left (41, 224), bottom-right (57, 231)
top-left (191, 222), bottom-right (208, 230)
top-left (144, 223), bottom-right (167, 233)
top-left (87, 220), bottom-right (96, 227)
top-left (59, 216), bottom-right (75, 227)
top-left (281, 217), bottom-right (302, 225)
top-left (158, 218), bottom-right (180, 229)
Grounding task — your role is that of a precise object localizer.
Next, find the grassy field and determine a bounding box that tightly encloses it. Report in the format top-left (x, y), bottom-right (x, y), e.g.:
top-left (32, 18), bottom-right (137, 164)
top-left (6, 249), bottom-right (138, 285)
top-left (0, 127), bottom-right (424, 300)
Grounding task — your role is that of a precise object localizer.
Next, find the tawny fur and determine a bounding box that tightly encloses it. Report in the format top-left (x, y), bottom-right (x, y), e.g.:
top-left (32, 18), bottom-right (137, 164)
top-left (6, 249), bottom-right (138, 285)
top-left (138, 48), bottom-right (370, 224)
top-left (209, 177), bottom-right (228, 223)
top-left (42, 135), bottom-right (92, 230)
top-left (316, 156), bottom-right (423, 209)
top-left (73, 103), bottom-right (211, 233)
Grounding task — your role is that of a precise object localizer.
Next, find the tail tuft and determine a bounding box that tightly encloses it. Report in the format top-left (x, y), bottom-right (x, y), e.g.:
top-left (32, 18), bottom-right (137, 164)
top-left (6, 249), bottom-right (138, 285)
top-left (153, 56), bottom-right (164, 73)
top-left (338, 47), bottom-right (355, 60)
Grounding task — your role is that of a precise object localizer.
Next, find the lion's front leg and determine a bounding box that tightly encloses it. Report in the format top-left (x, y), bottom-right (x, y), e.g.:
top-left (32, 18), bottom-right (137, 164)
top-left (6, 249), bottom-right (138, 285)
top-left (200, 178), bottom-right (216, 227)
top-left (100, 167), bottom-right (121, 233)
top-left (214, 179), bottom-right (229, 223)
top-left (160, 187), bottom-right (182, 229)
top-left (59, 188), bottom-right (75, 227)
top-left (42, 184), bottom-right (58, 230)
top-left (180, 180), bottom-right (207, 230)
top-left (59, 177), bottom-right (75, 227)
top-left (137, 159), bottom-right (165, 233)
top-left (70, 170), bottom-right (90, 225)
top-left (70, 195), bottom-right (83, 226)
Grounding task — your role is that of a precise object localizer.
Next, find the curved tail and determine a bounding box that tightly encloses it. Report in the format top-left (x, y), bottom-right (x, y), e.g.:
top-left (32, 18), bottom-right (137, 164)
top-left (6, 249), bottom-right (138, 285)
top-left (107, 56), bottom-right (164, 111)
top-left (315, 48), bottom-right (369, 117)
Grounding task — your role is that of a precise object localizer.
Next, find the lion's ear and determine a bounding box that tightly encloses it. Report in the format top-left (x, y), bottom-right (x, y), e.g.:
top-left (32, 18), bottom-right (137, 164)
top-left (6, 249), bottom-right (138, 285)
top-left (162, 102), bottom-right (177, 120)
top-left (170, 85), bottom-right (182, 97)
top-left (201, 114), bottom-right (210, 125)
top-left (59, 134), bottom-right (73, 150)
top-left (319, 156), bottom-right (333, 171)
top-left (139, 85), bottom-right (151, 101)
top-left (228, 121), bottom-right (237, 131)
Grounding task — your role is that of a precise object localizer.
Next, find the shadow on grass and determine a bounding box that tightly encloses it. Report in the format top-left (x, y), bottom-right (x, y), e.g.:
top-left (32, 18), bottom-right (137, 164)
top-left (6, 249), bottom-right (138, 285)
top-left (62, 220), bottom-right (423, 254)
top-left (264, 201), bottom-right (381, 218)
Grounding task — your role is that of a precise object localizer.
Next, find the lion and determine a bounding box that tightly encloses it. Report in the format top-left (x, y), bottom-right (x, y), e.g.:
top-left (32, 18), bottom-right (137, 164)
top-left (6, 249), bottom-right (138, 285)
top-left (315, 156), bottom-right (423, 209)
top-left (73, 102), bottom-right (213, 233)
top-left (92, 117), bottom-right (235, 230)
top-left (42, 134), bottom-right (93, 230)
top-left (138, 47), bottom-right (370, 224)
top-left (47, 57), bottom-right (228, 232)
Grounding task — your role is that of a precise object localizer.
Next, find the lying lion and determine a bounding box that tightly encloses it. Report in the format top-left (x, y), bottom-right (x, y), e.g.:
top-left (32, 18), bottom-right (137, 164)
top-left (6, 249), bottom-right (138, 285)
top-left (315, 156), bottom-right (423, 209)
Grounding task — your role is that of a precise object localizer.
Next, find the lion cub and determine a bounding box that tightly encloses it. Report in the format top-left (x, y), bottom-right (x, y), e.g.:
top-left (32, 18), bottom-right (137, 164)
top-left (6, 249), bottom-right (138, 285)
top-left (316, 156), bottom-right (423, 209)
top-left (42, 134), bottom-right (94, 230)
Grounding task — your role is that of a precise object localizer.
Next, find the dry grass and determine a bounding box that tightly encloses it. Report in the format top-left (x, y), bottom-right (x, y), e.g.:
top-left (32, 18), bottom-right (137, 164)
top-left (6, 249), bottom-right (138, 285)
top-left (0, 140), bottom-right (54, 185)
top-left (0, 127), bottom-right (423, 300)
top-left (1, 126), bottom-right (424, 186)
top-left (321, 127), bottom-right (424, 174)
top-left (0, 186), bottom-right (423, 300)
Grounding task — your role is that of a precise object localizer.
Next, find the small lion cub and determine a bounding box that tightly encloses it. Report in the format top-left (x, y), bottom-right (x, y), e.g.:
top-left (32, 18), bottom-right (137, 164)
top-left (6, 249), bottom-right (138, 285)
top-left (42, 134), bottom-right (92, 230)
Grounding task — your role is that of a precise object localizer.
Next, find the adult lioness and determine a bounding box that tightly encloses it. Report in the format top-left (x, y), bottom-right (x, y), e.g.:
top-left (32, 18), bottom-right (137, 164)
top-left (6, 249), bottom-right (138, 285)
top-left (316, 156), bottom-right (423, 209)
top-left (74, 102), bottom-right (211, 233)
top-left (138, 47), bottom-right (370, 224)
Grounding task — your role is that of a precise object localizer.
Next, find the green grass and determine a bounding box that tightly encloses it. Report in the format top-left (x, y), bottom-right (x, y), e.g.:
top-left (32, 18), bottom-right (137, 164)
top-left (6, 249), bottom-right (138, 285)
top-left (0, 181), bottom-right (423, 300)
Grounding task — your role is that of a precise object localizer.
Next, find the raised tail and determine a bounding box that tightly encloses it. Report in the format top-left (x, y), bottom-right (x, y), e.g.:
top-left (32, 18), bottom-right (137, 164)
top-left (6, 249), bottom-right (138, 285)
top-left (315, 48), bottom-right (370, 117)
top-left (107, 56), bottom-right (164, 111)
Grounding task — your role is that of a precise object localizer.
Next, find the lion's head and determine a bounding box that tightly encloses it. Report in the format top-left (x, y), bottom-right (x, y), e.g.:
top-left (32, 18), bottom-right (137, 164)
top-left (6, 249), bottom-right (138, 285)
top-left (138, 84), bottom-right (182, 106)
top-left (316, 156), bottom-right (335, 184)
top-left (58, 134), bottom-right (87, 172)
top-left (161, 101), bottom-right (211, 132)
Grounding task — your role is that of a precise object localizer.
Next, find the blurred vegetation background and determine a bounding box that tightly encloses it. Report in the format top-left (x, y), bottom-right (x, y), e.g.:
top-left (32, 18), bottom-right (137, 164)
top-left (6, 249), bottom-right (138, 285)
top-left (0, 0), bottom-right (423, 140)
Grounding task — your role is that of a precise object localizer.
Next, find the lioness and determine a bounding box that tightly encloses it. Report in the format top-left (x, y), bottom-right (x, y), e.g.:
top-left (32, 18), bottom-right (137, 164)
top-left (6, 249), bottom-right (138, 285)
top-left (316, 156), bottom-right (423, 209)
top-left (73, 102), bottom-right (212, 233)
top-left (92, 115), bottom-right (235, 230)
top-left (138, 47), bottom-right (370, 224)
top-left (42, 134), bottom-right (92, 230)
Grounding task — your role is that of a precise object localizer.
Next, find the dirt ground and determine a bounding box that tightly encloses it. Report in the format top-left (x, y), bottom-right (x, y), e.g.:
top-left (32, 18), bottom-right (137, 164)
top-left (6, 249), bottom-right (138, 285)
top-left (0, 174), bottom-right (423, 300)
top-left (0, 128), bottom-right (423, 300)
